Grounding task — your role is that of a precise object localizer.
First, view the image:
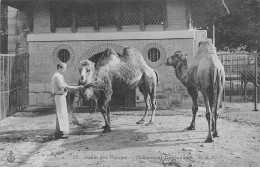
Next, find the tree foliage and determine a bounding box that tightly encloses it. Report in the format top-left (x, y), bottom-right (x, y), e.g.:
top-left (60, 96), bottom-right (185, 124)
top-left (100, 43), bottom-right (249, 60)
top-left (1, 5), bottom-right (8, 53)
top-left (192, 0), bottom-right (260, 52)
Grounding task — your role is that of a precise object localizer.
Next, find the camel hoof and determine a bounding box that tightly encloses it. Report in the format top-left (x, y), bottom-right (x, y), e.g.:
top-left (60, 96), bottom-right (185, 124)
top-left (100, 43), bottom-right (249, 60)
top-left (186, 126), bottom-right (195, 130)
top-left (136, 120), bottom-right (145, 124)
top-left (213, 132), bottom-right (219, 138)
top-left (145, 122), bottom-right (154, 126)
top-left (102, 128), bottom-right (111, 133)
top-left (205, 137), bottom-right (214, 143)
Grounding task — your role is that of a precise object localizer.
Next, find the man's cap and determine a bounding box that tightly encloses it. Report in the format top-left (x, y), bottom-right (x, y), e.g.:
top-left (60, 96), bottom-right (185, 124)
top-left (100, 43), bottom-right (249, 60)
top-left (57, 62), bottom-right (67, 69)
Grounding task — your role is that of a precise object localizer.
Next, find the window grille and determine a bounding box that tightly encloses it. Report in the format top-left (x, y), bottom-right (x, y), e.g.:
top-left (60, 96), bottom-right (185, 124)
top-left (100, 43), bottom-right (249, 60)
top-left (148, 48), bottom-right (160, 62)
top-left (51, 1), bottom-right (166, 31)
top-left (76, 4), bottom-right (93, 28)
top-left (98, 2), bottom-right (116, 27)
top-left (54, 4), bottom-right (72, 28)
top-left (58, 49), bottom-right (70, 63)
top-left (121, 1), bottom-right (140, 26)
top-left (144, 1), bottom-right (164, 25)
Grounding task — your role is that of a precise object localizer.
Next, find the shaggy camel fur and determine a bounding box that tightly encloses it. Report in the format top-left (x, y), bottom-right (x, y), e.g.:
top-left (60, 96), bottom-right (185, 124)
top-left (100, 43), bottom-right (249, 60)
top-left (79, 47), bottom-right (159, 133)
top-left (166, 39), bottom-right (225, 143)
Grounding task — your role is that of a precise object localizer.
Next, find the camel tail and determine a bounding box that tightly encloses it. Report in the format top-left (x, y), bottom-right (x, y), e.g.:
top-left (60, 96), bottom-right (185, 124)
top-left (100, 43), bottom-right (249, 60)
top-left (153, 69), bottom-right (160, 86)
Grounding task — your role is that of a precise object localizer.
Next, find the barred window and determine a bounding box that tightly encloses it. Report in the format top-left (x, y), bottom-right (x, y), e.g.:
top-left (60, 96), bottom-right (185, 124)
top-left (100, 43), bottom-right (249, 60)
top-left (98, 2), bottom-right (116, 27)
top-left (54, 3), bottom-right (72, 28)
top-left (121, 1), bottom-right (140, 26)
top-left (58, 49), bottom-right (70, 63)
top-left (76, 4), bottom-right (93, 28)
top-left (51, 1), bottom-right (166, 31)
top-left (148, 48), bottom-right (160, 62)
top-left (144, 1), bottom-right (164, 25)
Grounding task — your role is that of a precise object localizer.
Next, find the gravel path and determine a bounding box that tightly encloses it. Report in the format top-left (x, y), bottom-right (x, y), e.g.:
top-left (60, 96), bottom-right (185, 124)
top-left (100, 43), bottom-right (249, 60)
top-left (0, 103), bottom-right (259, 167)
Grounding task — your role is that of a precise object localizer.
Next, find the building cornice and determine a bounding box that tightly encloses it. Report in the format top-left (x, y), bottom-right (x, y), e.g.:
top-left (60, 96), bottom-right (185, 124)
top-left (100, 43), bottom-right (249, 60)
top-left (27, 30), bottom-right (197, 42)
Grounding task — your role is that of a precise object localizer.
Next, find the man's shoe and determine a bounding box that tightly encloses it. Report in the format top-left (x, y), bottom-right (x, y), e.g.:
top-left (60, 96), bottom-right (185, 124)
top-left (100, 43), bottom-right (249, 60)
top-left (54, 131), bottom-right (69, 139)
top-left (60, 135), bottom-right (69, 139)
top-left (54, 133), bottom-right (62, 139)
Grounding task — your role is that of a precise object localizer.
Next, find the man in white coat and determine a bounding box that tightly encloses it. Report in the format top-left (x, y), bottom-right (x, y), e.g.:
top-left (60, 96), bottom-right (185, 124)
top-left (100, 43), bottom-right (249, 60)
top-left (51, 62), bottom-right (83, 139)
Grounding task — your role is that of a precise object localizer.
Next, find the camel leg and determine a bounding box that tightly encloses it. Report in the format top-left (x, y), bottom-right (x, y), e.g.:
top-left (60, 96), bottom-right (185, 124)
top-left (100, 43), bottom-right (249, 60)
top-left (186, 88), bottom-right (198, 130)
top-left (209, 94), bottom-right (215, 133)
top-left (136, 94), bottom-right (150, 124)
top-left (212, 89), bottom-right (222, 138)
top-left (202, 91), bottom-right (214, 143)
top-left (146, 90), bottom-right (157, 126)
top-left (136, 84), bottom-right (150, 124)
top-left (107, 105), bottom-right (111, 126)
top-left (89, 99), bottom-right (98, 113)
top-left (100, 104), bottom-right (111, 133)
top-left (95, 99), bottom-right (98, 112)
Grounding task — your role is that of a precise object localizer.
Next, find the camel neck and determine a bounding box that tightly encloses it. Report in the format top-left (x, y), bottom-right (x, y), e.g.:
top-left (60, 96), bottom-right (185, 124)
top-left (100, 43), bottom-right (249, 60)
top-left (175, 63), bottom-right (189, 87)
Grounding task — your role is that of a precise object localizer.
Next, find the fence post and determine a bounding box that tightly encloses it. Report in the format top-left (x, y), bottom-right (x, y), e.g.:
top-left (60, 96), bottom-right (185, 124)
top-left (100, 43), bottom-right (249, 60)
top-left (220, 54), bottom-right (225, 108)
top-left (230, 55), bottom-right (232, 102)
top-left (254, 52), bottom-right (258, 111)
top-left (236, 58), bottom-right (239, 91)
top-left (243, 55), bottom-right (246, 101)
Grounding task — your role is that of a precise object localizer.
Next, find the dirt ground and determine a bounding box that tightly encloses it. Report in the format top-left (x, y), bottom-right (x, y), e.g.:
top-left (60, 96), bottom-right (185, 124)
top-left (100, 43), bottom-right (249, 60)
top-left (0, 102), bottom-right (260, 167)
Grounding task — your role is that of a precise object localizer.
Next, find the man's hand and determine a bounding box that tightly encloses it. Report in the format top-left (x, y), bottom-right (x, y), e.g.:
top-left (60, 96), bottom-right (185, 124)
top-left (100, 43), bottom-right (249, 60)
top-left (77, 85), bottom-right (85, 90)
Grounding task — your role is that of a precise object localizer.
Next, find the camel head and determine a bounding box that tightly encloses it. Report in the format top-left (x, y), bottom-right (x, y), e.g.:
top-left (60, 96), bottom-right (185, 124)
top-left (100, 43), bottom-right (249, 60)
top-left (198, 39), bottom-right (212, 47)
top-left (78, 59), bottom-right (95, 85)
top-left (166, 51), bottom-right (188, 68)
top-left (196, 39), bottom-right (216, 55)
top-left (166, 51), bottom-right (189, 86)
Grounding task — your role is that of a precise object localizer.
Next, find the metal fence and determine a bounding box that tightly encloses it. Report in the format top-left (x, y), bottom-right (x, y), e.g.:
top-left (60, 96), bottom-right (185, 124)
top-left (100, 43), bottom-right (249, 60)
top-left (218, 52), bottom-right (259, 109)
top-left (0, 54), bottom-right (29, 120)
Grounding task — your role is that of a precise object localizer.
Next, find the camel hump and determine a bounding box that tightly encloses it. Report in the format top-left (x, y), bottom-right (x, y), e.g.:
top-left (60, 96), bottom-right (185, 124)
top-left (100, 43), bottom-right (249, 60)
top-left (122, 46), bottom-right (136, 56)
top-left (104, 48), bottom-right (117, 56)
top-left (122, 46), bottom-right (143, 60)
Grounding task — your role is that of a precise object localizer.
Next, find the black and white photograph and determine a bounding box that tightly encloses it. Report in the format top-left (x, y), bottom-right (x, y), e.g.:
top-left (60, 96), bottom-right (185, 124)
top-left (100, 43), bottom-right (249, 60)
top-left (0, 0), bottom-right (259, 167)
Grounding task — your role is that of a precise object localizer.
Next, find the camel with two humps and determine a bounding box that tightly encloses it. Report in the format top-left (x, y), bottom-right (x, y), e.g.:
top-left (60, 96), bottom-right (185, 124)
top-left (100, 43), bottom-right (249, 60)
top-left (78, 47), bottom-right (159, 133)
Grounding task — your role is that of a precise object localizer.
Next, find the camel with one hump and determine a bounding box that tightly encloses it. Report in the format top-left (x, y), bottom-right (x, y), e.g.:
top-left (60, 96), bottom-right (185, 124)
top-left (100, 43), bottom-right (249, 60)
top-left (166, 39), bottom-right (225, 143)
top-left (78, 47), bottom-right (159, 133)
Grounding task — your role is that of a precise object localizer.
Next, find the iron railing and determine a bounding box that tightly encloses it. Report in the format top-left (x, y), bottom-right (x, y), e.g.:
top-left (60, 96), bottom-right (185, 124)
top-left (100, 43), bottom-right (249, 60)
top-left (0, 54), bottom-right (29, 120)
top-left (218, 52), bottom-right (259, 110)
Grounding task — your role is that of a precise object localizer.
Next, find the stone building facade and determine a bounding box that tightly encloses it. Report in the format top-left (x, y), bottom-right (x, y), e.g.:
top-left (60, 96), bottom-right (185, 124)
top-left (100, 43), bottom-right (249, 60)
top-left (4, 0), bottom-right (207, 109)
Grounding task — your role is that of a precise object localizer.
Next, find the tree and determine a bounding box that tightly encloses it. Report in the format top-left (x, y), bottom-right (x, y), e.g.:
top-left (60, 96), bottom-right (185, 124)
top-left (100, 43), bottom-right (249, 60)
top-left (1, 4), bottom-right (8, 53)
top-left (192, 0), bottom-right (260, 52)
